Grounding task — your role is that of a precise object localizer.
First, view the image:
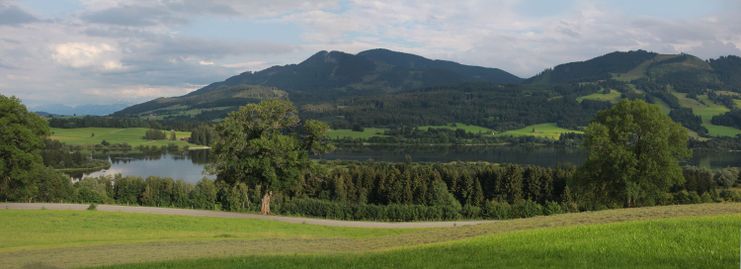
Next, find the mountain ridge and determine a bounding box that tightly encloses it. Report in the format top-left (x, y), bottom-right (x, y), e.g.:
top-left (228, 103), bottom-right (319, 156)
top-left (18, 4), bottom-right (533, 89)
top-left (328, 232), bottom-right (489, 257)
top-left (113, 49), bottom-right (741, 137)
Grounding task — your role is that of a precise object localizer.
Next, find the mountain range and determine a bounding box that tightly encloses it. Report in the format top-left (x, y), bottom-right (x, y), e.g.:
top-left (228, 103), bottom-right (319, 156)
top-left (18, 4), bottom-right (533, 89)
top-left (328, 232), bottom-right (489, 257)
top-left (113, 48), bottom-right (741, 137)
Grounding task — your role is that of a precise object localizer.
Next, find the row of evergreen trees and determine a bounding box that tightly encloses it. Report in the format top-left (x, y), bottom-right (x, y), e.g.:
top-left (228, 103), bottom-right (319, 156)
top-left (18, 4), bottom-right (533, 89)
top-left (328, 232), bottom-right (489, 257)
top-left (57, 162), bottom-right (740, 221)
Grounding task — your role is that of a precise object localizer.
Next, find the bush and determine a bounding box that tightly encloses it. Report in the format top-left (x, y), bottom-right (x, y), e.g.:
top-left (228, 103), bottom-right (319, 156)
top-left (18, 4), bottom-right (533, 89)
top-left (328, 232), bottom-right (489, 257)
top-left (512, 200), bottom-right (543, 218)
top-left (74, 178), bottom-right (111, 204)
top-left (461, 205), bottom-right (482, 219)
top-left (143, 129), bottom-right (166, 140)
top-left (719, 189), bottom-right (741, 202)
top-left (482, 200), bottom-right (512, 220)
top-left (544, 201), bottom-right (564, 215)
top-left (279, 198), bottom-right (462, 221)
top-left (190, 178), bottom-right (218, 209)
top-left (87, 203), bottom-right (97, 210)
top-left (688, 191), bottom-right (702, 204)
top-left (700, 192), bottom-right (713, 203)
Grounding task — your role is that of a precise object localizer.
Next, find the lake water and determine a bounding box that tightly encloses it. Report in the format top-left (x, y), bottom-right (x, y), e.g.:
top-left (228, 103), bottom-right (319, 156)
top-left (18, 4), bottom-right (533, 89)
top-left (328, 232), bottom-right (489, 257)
top-left (79, 146), bottom-right (740, 183)
top-left (82, 150), bottom-right (215, 183)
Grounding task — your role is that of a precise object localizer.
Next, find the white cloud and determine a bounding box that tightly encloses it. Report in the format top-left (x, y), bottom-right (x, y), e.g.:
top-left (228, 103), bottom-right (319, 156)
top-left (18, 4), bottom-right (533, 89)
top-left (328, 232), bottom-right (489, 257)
top-left (1, 0), bottom-right (741, 107)
top-left (83, 84), bottom-right (201, 99)
top-left (51, 42), bottom-right (124, 70)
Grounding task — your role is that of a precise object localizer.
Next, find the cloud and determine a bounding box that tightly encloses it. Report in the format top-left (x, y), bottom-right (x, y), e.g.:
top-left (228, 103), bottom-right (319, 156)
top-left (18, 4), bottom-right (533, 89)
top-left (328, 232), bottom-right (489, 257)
top-left (81, 4), bottom-right (186, 26)
top-left (2, 0), bottom-right (741, 107)
top-left (83, 84), bottom-right (201, 99)
top-left (51, 42), bottom-right (124, 71)
top-left (79, 1), bottom-right (337, 27)
top-left (0, 3), bottom-right (38, 25)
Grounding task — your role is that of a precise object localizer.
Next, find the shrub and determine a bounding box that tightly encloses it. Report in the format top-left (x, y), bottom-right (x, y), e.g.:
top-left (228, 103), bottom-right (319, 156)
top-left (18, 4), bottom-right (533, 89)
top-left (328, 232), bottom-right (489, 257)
top-left (87, 203), bottom-right (97, 211)
top-left (700, 192), bottom-right (713, 203)
top-left (688, 191), bottom-right (702, 204)
top-left (74, 178), bottom-right (110, 204)
top-left (461, 205), bottom-right (482, 219)
top-left (512, 200), bottom-right (543, 218)
top-left (482, 200), bottom-right (512, 220)
top-left (544, 201), bottom-right (564, 215)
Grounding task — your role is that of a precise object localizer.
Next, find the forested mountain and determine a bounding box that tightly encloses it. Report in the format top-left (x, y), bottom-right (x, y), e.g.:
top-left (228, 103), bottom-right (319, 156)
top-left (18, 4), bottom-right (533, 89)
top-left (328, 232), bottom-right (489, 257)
top-left (114, 85), bottom-right (287, 119)
top-left (181, 48), bottom-right (521, 97)
top-left (114, 49), bottom-right (741, 137)
top-left (527, 50), bottom-right (659, 84)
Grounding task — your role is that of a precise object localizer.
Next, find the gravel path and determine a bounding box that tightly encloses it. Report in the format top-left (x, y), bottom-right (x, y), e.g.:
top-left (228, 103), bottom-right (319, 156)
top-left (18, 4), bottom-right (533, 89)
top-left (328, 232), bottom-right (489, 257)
top-left (0, 202), bottom-right (493, 228)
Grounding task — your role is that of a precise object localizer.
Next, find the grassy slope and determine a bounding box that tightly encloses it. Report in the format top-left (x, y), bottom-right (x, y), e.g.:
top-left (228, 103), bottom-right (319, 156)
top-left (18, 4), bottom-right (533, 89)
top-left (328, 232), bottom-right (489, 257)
top-left (99, 215), bottom-right (740, 269)
top-left (612, 54), bottom-right (678, 82)
top-left (326, 128), bottom-right (388, 139)
top-left (576, 89), bottom-right (622, 103)
top-left (496, 123), bottom-right (581, 140)
top-left (50, 127), bottom-right (196, 147)
top-left (0, 210), bottom-right (408, 253)
top-left (4, 203), bottom-right (739, 268)
top-left (671, 92), bottom-right (741, 137)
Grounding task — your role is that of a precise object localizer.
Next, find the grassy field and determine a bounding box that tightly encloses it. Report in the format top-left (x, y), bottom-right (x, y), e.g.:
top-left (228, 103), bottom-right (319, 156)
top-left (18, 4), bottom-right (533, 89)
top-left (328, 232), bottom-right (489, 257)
top-left (3, 203), bottom-right (739, 268)
top-left (417, 123), bottom-right (494, 134)
top-left (496, 123), bottom-right (581, 140)
top-left (98, 215), bottom-right (740, 269)
top-left (671, 92), bottom-right (741, 137)
top-left (326, 128), bottom-right (388, 139)
top-left (50, 127), bottom-right (197, 147)
top-left (576, 89), bottom-right (622, 103)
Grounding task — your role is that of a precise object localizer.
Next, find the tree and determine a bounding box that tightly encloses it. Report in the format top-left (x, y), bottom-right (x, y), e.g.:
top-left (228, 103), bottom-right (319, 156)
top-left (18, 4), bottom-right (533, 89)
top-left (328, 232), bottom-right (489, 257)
top-left (209, 100), bottom-right (332, 214)
top-left (715, 168), bottom-right (738, 188)
top-left (576, 100), bottom-right (690, 207)
top-left (0, 95), bottom-right (55, 201)
top-left (301, 119), bottom-right (334, 156)
top-left (169, 130), bottom-right (177, 141)
top-left (143, 129), bottom-right (166, 140)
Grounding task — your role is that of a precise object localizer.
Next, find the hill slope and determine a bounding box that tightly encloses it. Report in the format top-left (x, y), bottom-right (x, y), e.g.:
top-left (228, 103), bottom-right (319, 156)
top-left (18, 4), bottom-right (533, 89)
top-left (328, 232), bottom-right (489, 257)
top-left (186, 48), bottom-right (522, 96)
top-left (1, 203), bottom-right (739, 268)
top-left (114, 49), bottom-right (741, 137)
top-left (114, 48), bottom-right (522, 120)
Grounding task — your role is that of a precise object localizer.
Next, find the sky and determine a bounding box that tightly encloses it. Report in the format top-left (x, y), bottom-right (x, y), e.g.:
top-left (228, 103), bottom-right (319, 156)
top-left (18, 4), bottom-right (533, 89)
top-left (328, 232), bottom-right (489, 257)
top-left (1, 0), bottom-right (740, 108)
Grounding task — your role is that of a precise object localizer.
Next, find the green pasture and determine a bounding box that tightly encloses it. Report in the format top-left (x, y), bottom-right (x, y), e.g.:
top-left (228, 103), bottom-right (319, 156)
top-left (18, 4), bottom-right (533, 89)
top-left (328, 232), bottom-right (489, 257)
top-left (671, 92), bottom-right (741, 137)
top-left (417, 123), bottom-right (494, 134)
top-left (99, 214), bottom-right (740, 269)
top-left (496, 123), bottom-right (581, 140)
top-left (1, 203), bottom-right (739, 269)
top-left (49, 127), bottom-right (196, 147)
top-left (576, 89), bottom-right (622, 103)
top-left (326, 128), bottom-right (388, 139)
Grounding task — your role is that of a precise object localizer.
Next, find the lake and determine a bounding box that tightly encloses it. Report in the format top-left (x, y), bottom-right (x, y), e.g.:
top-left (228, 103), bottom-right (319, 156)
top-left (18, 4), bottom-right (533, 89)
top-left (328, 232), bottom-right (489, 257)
top-left (78, 146), bottom-right (740, 183)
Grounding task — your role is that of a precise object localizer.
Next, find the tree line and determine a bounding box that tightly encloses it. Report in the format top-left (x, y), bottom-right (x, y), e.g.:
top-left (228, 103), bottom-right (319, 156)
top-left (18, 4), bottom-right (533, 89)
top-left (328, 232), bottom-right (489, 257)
top-left (27, 162), bottom-right (741, 221)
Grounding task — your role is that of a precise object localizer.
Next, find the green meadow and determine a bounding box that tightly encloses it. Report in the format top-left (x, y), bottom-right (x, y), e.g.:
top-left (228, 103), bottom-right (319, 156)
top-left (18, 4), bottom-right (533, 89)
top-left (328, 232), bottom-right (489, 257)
top-left (576, 89), bottom-right (622, 103)
top-left (98, 215), bottom-right (739, 269)
top-left (2, 203), bottom-right (738, 269)
top-left (49, 127), bottom-right (197, 147)
top-left (496, 123), bottom-right (581, 140)
top-left (671, 92), bottom-right (741, 137)
top-left (326, 128), bottom-right (389, 139)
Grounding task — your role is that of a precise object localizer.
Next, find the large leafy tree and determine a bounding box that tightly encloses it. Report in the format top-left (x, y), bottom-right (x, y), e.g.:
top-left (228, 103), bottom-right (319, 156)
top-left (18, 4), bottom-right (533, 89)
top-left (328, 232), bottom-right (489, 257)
top-left (209, 99), bottom-right (331, 213)
top-left (0, 95), bottom-right (52, 201)
top-left (576, 100), bottom-right (690, 207)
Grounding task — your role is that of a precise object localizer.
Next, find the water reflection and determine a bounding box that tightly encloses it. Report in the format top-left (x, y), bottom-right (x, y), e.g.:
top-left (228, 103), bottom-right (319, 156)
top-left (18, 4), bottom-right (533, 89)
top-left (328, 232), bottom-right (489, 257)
top-left (80, 149), bottom-right (215, 183)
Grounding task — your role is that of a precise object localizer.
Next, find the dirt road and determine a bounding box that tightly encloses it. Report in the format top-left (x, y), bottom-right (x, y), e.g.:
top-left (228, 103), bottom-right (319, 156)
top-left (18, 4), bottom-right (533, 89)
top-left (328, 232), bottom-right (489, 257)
top-left (0, 202), bottom-right (492, 228)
